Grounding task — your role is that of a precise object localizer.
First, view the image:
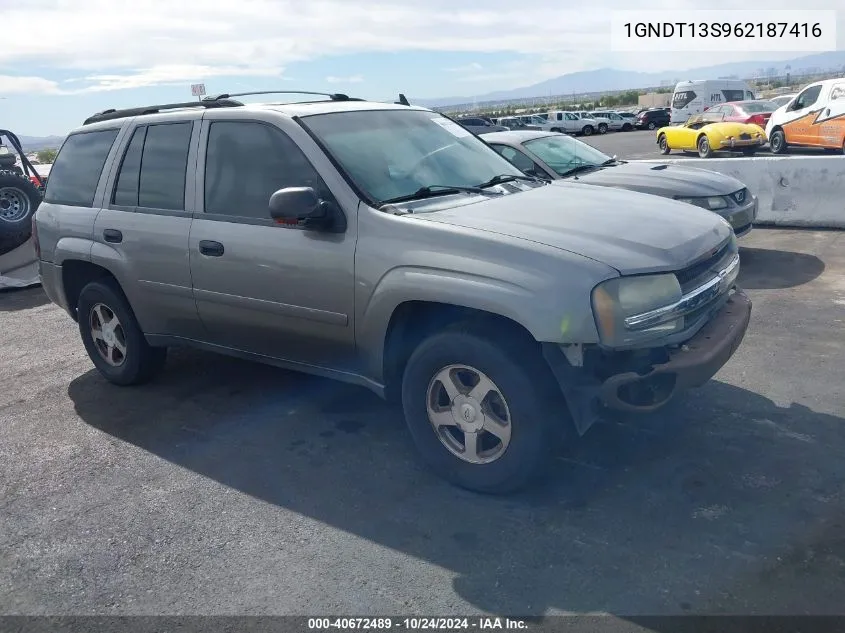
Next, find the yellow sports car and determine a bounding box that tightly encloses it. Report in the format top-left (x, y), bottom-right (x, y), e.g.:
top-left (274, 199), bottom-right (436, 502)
top-left (656, 114), bottom-right (767, 158)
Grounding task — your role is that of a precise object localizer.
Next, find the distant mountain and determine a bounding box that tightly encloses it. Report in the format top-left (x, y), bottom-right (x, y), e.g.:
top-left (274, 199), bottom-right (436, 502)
top-left (14, 135), bottom-right (66, 152)
top-left (415, 52), bottom-right (845, 107)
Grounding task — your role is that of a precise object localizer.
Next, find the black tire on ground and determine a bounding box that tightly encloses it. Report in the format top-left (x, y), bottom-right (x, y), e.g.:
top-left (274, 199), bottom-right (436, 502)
top-left (0, 170), bottom-right (42, 256)
top-left (697, 135), bottom-right (713, 158)
top-left (622, 123), bottom-right (633, 131)
top-left (647, 122), bottom-right (657, 130)
top-left (582, 125), bottom-right (593, 136)
top-left (77, 278), bottom-right (167, 386)
top-left (658, 134), bottom-right (671, 154)
top-left (401, 321), bottom-right (566, 494)
top-left (550, 128), bottom-right (562, 133)
top-left (769, 129), bottom-right (788, 154)
top-left (598, 123), bottom-right (608, 134)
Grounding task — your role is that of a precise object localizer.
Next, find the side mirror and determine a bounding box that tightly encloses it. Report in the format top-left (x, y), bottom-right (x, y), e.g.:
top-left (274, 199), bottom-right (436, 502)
top-left (269, 187), bottom-right (330, 229)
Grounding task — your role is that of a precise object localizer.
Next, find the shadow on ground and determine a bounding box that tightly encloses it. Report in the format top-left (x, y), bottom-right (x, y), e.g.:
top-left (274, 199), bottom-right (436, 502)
top-left (67, 347), bottom-right (845, 615)
top-left (0, 286), bottom-right (50, 312)
top-left (738, 246), bottom-right (825, 290)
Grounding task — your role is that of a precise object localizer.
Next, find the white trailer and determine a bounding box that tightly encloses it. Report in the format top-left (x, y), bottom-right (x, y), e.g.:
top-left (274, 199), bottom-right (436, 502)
top-left (670, 80), bottom-right (756, 123)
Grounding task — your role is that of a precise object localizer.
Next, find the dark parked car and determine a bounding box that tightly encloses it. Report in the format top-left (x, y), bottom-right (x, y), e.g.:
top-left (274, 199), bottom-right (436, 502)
top-left (453, 117), bottom-right (508, 135)
top-left (484, 130), bottom-right (757, 237)
top-left (636, 108), bottom-right (671, 130)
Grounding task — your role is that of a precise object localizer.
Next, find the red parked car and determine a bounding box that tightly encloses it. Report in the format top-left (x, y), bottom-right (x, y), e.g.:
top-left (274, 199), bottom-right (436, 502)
top-left (704, 100), bottom-right (778, 129)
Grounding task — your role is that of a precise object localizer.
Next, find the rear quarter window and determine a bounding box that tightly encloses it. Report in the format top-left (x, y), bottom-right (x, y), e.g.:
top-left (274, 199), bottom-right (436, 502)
top-left (44, 129), bottom-right (119, 207)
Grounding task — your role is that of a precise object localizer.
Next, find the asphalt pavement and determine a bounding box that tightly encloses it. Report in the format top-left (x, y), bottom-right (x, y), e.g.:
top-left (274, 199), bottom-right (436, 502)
top-left (580, 128), bottom-right (832, 161)
top-left (1, 228), bottom-right (844, 616)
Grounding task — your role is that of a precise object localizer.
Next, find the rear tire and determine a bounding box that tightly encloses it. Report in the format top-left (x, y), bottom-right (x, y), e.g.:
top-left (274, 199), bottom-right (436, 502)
top-left (769, 129), bottom-right (788, 154)
top-left (598, 123), bottom-right (608, 134)
top-left (697, 135), bottom-right (713, 158)
top-left (401, 322), bottom-right (563, 494)
top-left (647, 122), bottom-right (657, 130)
top-left (658, 134), bottom-right (671, 154)
top-left (77, 279), bottom-right (167, 386)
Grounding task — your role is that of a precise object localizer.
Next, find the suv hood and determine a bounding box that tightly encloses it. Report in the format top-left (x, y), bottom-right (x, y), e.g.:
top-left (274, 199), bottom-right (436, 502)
top-left (559, 161), bottom-right (747, 197)
top-left (409, 182), bottom-right (732, 274)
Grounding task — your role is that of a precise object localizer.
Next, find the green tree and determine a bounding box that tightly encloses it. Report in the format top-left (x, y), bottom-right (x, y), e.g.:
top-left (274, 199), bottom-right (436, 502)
top-left (36, 148), bottom-right (58, 163)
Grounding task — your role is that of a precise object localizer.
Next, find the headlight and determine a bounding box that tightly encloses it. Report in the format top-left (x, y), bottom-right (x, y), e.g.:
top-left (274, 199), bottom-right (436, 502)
top-left (591, 273), bottom-right (683, 346)
top-left (676, 196), bottom-right (729, 210)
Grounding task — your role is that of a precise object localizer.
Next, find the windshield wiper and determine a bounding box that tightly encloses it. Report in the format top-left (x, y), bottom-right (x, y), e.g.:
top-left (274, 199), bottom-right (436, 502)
top-left (379, 184), bottom-right (501, 206)
top-left (561, 163), bottom-right (603, 177)
top-left (475, 173), bottom-right (543, 188)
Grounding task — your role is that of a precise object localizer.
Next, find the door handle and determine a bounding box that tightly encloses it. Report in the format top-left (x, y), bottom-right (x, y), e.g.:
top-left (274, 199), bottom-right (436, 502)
top-left (199, 240), bottom-right (224, 257)
top-left (103, 229), bottom-right (122, 243)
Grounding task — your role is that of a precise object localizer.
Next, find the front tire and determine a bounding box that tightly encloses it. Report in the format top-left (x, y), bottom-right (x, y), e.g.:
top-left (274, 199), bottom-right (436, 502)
top-left (697, 135), bottom-right (714, 158)
top-left (582, 125), bottom-right (594, 136)
top-left (769, 129), bottom-right (787, 154)
top-left (598, 123), bottom-right (608, 134)
top-left (658, 134), bottom-right (671, 154)
top-left (77, 279), bottom-right (167, 386)
top-left (401, 323), bottom-right (560, 494)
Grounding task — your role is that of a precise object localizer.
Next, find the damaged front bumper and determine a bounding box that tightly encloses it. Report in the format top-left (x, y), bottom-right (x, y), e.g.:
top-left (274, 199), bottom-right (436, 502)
top-left (543, 289), bottom-right (752, 435)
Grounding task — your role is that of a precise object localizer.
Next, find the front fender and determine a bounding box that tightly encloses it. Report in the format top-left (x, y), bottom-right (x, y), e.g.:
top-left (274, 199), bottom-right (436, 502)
top-left (356, 265), bottom-right (604, 383)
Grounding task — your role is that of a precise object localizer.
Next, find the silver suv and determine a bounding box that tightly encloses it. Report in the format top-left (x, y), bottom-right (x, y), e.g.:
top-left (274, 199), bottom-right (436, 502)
top-left (34, 91), bottom-right (752, 494)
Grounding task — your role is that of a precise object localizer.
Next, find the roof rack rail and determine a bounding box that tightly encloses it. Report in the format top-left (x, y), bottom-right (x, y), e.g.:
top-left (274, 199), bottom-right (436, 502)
top-left (83, 97), bottom-right (243, 125)
top-left (203, 90), bottom-right (365, 102)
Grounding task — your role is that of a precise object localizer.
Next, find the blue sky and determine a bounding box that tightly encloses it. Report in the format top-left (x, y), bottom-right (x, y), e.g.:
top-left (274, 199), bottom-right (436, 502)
top-left (1, 0), bottom-right (842, 136)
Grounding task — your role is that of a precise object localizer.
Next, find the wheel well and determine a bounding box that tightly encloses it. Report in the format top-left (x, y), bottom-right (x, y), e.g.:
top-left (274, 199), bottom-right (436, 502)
top-left (61, 260), bottom-right (117, 321)
top-left (381, 301), bottom-right (536, 403)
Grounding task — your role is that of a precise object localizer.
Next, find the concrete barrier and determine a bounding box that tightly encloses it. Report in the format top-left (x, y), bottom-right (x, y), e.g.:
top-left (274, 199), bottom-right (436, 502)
top-left (0, 238), bottom-right (39, 289)
top-left (635, 156), bottom-right (845, 229)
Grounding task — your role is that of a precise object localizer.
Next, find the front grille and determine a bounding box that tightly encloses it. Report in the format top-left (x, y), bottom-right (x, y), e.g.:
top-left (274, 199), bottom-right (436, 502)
top-left (675, 240), bottom-right (735, 294)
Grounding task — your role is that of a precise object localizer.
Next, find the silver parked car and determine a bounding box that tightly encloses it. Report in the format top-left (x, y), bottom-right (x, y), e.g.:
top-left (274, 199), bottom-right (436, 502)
top-left (35, 92), bottom-right (751, 493)
top-left (485, 130), bottom-right (757, 236)
top-left (590, 111), bottom-right (635, 132)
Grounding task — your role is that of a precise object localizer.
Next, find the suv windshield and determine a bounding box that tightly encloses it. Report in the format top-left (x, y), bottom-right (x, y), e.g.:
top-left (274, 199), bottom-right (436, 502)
top-left (524, 134), bottom-right (612, 176)
top-left (300, 110), bottom-right (525, 204)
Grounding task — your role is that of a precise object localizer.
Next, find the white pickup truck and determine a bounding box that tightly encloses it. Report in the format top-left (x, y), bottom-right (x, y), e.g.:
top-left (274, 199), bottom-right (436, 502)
top-left (540, 111), bottom-right (599, 136)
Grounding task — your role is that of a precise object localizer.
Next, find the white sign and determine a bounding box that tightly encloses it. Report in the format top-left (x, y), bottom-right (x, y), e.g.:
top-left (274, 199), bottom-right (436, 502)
top-left (191, 83), bottom-right (207, 97)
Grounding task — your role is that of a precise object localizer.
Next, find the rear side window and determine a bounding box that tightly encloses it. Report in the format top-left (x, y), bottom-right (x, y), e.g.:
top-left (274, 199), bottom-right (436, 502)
top-left (111, 122), bottom-right (192, 210)
top-left (112, 127), bottom-right (146, 206)
top-left (44, 129), bottom-right (119, 207)
top-left (139, 122), bottom-right (192, 210)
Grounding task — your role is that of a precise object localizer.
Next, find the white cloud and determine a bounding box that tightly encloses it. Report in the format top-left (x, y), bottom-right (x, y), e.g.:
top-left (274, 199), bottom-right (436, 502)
top-left (446, 62), bottom-right (483, 73)
top-left (0, 75), bottom-right (61, 95)
top-left (0, 0), bottom-right (841, 95)
top-left (326, 75), bottom-right (364, 84)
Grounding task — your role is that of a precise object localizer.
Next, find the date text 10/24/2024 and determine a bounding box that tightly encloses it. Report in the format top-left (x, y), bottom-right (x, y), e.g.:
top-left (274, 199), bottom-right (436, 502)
top-left (308, 618), bottom-right (528, 630)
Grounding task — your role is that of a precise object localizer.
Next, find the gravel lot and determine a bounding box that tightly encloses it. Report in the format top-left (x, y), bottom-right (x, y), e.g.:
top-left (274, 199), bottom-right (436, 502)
top-left (581, 129), bottom-right (831, 161)
top-left (1, 228), bottom-right (844, 616)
